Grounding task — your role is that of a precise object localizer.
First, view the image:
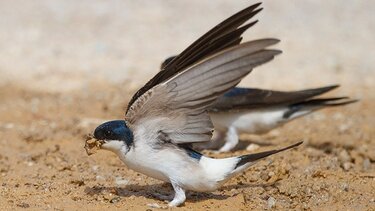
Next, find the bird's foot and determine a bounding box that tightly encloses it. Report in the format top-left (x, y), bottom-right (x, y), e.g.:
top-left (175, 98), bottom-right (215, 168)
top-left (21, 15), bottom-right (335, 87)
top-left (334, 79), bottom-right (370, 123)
top-left (168, 198), bottom-right (185, 207)
top-left (168, 182), bottom-right (186, 207)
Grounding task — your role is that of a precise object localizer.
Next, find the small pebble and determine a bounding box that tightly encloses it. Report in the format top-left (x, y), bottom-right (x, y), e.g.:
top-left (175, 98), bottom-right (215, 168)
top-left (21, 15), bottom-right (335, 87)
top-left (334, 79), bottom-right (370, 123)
top-left (343, 162), bottom-right (353, 171)
top-left (17, 202), bottom-right (30, 208)
top-left (115, 177), bottom-right (129, 186)
top-left (246, 143), bottom-right (260, 152)
top-left (313, 184), bottom-right (321, 191)
top-left (338, 150), bottom-right (351, 163)
top-left (333, 112), bottom-right (344, 120)
top-left (96, 175), bottom-right (105, 181)
top-left (312, 113), bottom-right (326, 121)
top-left (147, 203), bottom-right (162, 208)
top-left (338, 123), bottom-right (350, 133)
top-left (110, 197), bottom-right (121, 203)
top-left (260, 172), bottom-right (270, 181)
top-left (267, 196), bottom-right (276, 209)
top-left (363, 158), bottom-right (371, 171)
top-left (4, 123), bottom-right (14, 129)
top-left (92, 165), bottom-right (99, 171)
top-left (103, 193), bottom-right (113, 201)
top-left (267, 130), bottom-right (280, 138)
top-left (341, 183), bottom-right (349, 191)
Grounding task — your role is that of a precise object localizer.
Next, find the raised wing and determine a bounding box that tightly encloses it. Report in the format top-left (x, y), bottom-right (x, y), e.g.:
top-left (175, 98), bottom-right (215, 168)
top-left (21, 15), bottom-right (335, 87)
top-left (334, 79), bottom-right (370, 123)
top-left (209, 85), bottom-right (340, 112)
top-left (126, 39), bottom-right (281, 144)
top-left (127, 3), bottom-right (263, 112)
top-left (160, 55), bottom-right (177, 70)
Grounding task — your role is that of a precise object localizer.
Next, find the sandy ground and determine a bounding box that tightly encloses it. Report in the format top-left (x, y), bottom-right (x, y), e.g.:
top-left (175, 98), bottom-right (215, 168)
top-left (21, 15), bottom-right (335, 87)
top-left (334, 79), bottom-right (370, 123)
top-left (0, 1), bottom-right (374, 210)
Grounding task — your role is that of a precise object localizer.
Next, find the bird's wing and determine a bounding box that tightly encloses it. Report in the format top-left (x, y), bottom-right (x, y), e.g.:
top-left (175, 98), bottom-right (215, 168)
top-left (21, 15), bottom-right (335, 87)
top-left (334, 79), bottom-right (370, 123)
top-left (126, 39), bottom-right (281, 144)
top-left (160, 55), bottom-right (177, 70)
top-left (209, 85), bottom-right (340, 112)
top-left (126, 3), bottom-right (263, 112)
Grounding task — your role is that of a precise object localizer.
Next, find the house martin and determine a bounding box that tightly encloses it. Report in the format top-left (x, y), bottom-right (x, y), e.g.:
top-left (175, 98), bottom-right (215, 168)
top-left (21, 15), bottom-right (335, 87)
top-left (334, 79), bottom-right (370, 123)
top-left (202, 85), bottom-right (357, 152)
top-left (86, 3), bottom-right (302, 207)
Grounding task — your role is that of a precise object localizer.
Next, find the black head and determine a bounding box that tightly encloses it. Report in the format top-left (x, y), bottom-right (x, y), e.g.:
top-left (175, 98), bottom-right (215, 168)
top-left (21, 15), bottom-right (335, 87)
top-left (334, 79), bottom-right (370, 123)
top-left (93, 120), bottom-right (133, 147)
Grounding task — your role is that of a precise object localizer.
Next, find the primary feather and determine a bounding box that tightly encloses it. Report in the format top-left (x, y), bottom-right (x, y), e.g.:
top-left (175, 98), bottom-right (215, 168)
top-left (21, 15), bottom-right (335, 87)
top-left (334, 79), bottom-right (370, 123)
top-left (126, 39), bottom-right (281, 145)
top-left (210, 84), bottom-right (340, 112)
top-left (127, 3), bottom-right (263, 111)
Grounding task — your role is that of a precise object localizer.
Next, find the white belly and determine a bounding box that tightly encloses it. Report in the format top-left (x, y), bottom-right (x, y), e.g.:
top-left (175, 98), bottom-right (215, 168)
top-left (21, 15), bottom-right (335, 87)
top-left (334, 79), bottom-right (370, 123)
top-left (120, 143), bottom-right (225, 192)
top-left (115, 124), bottom-right (240, 192)
top-left (210, 108), bottom-right (288, 134)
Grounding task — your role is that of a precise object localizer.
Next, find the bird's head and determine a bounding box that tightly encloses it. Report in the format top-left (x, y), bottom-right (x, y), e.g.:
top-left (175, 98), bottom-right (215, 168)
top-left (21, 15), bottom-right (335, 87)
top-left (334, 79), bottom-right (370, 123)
top-left (85, 120), bottom-right (133, 155)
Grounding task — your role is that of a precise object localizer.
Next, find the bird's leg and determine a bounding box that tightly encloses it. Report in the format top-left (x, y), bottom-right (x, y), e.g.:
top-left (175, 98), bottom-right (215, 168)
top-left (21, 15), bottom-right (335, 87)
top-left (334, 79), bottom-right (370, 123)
top-left (168, 182), bottom-right (186, 207)
top-left (218, 126), bottom-right (238, 152)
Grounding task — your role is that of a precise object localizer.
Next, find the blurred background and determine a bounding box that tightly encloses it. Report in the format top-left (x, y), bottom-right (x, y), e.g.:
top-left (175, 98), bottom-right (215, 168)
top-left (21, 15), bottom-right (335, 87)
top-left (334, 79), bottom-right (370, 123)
top-left (0, 0), bottom-right (374, 95)
top-left (0, 1), bottom-right (374, 210)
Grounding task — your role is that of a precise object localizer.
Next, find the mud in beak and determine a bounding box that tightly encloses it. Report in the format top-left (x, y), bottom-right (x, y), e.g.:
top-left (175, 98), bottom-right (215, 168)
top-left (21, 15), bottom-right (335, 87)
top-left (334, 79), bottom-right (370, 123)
top-left (84, 134), bottom-right (106, 156)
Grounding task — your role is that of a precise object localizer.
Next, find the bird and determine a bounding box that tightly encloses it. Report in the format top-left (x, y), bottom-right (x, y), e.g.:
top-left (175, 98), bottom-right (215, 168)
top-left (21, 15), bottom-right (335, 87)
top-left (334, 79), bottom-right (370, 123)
top-left (86, 3), bottom-right (303, 207)
top-left (159, 65), bottom-right (357, 152)
top-left (201, 85), bottom-right (357, 152)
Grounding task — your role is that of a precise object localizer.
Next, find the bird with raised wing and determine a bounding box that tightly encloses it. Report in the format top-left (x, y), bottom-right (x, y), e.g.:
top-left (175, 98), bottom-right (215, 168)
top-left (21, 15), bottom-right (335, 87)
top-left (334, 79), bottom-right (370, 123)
top-left (85, 3), bottom-right (302, 207)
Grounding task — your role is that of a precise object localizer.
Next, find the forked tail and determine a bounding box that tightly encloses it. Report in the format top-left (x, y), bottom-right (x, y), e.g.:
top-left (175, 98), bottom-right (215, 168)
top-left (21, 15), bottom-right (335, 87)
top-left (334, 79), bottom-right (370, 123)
top-left (235, 141), bottom-right (303, 169)
top-left (283, 97), bottom-right (358, 119)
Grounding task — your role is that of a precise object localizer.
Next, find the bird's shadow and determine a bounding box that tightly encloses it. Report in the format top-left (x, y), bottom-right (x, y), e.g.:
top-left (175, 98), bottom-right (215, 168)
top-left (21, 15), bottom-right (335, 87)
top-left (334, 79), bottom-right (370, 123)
top-left (84, 183), bottom-right (228, 203)
top-left (84, 181), bottom-right (274, 203)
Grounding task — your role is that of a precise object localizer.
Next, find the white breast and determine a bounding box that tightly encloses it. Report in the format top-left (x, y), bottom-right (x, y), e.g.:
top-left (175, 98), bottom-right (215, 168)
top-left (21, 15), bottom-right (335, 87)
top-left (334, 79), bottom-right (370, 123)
top-left (210, 108), bottom-right (288, 134)
top-left (119, 126), bottom-right (225, 192)
top-left (123, 144), bottom-right (230, 192)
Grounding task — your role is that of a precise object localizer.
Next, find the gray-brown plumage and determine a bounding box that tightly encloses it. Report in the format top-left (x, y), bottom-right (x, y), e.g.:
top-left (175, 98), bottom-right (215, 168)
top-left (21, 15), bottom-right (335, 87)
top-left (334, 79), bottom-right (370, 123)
top-left (209, 85), bottom-right (357, 112)
top-left (127, 3), bottom-right (264, 111)
top-left (196, 85), bottom-right (357, 152)
top-left (90, 2), bottom-right (305, 207)
top-left (160, 50), bottom-right (357, 152)
top-left (126, 39), bottom-right (281, 144)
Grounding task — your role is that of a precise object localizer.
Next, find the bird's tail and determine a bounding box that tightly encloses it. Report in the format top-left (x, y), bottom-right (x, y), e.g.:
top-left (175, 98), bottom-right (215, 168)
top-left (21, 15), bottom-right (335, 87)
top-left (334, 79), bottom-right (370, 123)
top-left (203, 142), bottom-right (303, 187)
top-left (234, 141), bottom-right (303, 170)
top-left (283, 97), bottom-right (358, 120)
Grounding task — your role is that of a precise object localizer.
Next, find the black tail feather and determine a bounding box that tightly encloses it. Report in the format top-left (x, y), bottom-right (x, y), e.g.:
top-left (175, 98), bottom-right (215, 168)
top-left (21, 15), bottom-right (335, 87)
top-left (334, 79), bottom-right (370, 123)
top-left (283, 97), bottom-right (358, 118)
top-left (292, 97), bottom-right (358, 107)
top-left (209, 84), bottom-right (341, 112)
top-left (296, 84), bottom-right (340, 96)
top-left (235, 141), bottom-right (303, 169)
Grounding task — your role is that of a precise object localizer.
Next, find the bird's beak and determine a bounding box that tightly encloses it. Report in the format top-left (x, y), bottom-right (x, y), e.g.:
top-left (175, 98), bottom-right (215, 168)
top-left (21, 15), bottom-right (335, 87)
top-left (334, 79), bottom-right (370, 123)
top-left (84, 134), bottom-right (106, 156)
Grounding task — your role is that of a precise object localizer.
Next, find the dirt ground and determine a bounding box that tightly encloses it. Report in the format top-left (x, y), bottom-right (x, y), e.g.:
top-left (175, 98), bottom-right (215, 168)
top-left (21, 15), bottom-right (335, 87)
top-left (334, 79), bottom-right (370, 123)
top-left (0, 1), bottom-right (374, 210)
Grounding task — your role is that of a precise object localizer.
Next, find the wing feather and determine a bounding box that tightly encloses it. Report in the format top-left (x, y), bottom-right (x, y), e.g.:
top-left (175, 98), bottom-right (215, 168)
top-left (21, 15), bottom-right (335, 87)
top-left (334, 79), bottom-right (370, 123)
top-left (127, 3), bottom-right (263, 111)
top-left (210, 85), bottom-right (341, 112)
top-left (126, 39), bottom-right (281, 144)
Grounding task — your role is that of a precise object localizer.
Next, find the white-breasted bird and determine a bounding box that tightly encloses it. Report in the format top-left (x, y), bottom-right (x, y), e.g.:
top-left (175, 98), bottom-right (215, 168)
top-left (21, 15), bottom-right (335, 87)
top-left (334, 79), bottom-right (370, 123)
top-left (86, 3), bottom-right (303, 207)
top-left (199, 85), bottom-right (357, 152)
